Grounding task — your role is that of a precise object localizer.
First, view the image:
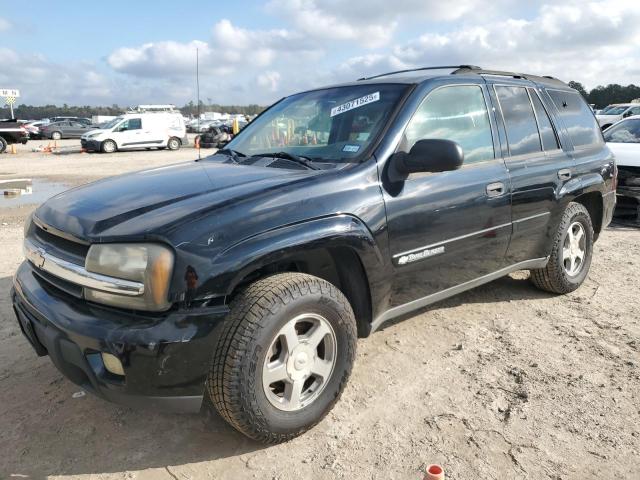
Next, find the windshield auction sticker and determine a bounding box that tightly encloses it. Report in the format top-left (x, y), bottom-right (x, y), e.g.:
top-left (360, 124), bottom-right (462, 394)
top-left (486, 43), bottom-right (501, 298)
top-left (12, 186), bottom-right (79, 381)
top-left (330, 92), bottom-right (380, 117)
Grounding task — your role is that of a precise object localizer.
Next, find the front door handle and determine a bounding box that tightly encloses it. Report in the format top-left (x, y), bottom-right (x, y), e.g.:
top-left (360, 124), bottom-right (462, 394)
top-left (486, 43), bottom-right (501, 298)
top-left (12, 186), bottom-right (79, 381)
top-left (486, 182), bottom-right (505, 197)
top-left (558, 168), bottom-right (572, 180)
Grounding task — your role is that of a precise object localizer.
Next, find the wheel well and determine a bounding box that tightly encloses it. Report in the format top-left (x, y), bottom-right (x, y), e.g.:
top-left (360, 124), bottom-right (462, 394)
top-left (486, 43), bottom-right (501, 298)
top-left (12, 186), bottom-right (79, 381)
top-left (231, 247), bottom-right (373, 337)
top-left (574, 191), bottom-right (603, 240)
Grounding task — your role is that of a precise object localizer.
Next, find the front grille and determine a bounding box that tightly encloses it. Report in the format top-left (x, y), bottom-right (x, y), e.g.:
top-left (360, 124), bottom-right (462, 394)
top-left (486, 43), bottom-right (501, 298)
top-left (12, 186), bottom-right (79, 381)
top-left (32, 268), bottom-right (83, 298)
top-left (618, 166), bottom-right (640, 188)
top-left (30, 222), bottom-right (89, 266)
top-left (26, 218), bottom-right (90, 294)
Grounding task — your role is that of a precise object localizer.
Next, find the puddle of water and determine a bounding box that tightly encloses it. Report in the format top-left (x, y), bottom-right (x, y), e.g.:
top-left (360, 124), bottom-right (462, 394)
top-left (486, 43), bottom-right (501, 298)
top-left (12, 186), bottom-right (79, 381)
top-left (0, 178), bottom-right (68, 207)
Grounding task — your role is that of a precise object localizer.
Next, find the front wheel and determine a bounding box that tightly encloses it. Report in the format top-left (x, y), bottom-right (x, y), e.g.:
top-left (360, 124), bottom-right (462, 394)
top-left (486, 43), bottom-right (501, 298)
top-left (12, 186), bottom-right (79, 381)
top-left (208, 273), bottom-right (357, 443)
top-left (0, 137), bottom-right (7, 153)
top-left (101, 139), bottom-right (117, 153)
top-left (530, 202), bottom-right (594, 294)
top-left (167, 137), bottom-right (180, 150)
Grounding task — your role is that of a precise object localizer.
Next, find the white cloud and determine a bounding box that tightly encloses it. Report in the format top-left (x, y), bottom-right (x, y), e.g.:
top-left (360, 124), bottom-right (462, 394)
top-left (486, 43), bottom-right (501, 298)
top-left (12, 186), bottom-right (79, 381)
top-left (383, 0), bottom-right (640, 88)
top-left (2, 0), bottom-right (640, 106)
top-left (256, 71), bottom-right (282, 92)
top-left (0, 17), bottom-right (10, 32)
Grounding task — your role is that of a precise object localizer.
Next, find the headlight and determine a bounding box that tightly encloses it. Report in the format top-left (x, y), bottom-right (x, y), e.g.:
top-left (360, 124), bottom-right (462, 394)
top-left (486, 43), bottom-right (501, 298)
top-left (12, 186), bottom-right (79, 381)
top-left (84, 243), bottom-right (174, 311)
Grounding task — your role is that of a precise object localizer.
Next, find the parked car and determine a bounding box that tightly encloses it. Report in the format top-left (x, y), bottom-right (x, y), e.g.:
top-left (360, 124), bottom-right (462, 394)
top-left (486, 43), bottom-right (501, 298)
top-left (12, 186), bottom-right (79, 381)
top-left (13, 65), bottom-right (615, 443)
top-left (603, 116), bottom-right (640, 223)
top-left (0, 119), bottom-right (29, 152)
top-left (39, 121), bottom-right (97, 140)
top-left (80, 111), bottom-right (187, 153)
top-left (596, 103), bottom-right (640, 129)
top-left (49, 116), bottom-right (92, 126)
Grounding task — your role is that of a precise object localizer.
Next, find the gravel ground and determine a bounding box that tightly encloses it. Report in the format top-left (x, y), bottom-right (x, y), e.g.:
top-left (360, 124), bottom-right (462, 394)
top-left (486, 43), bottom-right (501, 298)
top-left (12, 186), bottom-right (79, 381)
top-left (0, 144), bottom-right (638, 479)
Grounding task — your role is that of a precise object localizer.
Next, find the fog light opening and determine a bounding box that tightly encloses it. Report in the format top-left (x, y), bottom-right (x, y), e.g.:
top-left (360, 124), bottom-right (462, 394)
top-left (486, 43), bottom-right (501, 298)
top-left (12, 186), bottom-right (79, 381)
top-left (101, 352), bottom-right (125, 376)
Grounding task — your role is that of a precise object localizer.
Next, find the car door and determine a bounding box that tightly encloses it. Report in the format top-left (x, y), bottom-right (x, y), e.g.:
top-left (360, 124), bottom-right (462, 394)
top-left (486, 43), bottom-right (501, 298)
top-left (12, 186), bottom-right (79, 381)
top-left (69, 122), bottom-right (87, 138)
top-left (382, 82), bottom-right (512, 308)
top-left (115, 118), bottom-right (144, 147)
top-left (486, 81), bottom-right (575, 263)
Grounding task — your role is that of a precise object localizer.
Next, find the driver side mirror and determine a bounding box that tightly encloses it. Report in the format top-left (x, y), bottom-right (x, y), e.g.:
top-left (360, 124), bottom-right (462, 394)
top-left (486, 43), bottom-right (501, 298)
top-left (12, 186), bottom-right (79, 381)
top-left (394, 139), bottom-right (464, 175)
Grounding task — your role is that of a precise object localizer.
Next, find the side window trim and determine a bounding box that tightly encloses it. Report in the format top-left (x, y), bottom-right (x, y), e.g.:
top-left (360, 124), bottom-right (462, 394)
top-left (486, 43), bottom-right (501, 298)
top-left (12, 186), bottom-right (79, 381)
top-left (527, 88), bottom-right (562, 153)
top-left (399, 83), bottom-right (497, 168)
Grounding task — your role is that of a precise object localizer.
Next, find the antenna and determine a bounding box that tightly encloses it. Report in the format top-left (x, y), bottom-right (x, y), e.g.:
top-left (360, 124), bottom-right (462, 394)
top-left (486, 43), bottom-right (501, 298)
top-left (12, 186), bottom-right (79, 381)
top-left (196, 47), bottom-right (201, 160)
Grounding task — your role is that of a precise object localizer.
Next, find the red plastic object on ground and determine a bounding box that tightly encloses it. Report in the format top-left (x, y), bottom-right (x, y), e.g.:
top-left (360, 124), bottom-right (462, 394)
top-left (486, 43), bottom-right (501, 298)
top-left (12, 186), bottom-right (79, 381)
top-left (424, 464), bottom-right (444, 480)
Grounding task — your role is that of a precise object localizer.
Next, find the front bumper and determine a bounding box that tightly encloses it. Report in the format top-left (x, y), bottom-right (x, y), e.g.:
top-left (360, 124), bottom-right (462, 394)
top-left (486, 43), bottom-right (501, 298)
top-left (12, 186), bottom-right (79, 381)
top-left (80, 138), bottom-right (101, 151)
top-left (12, 261), bottom-right (229, 412)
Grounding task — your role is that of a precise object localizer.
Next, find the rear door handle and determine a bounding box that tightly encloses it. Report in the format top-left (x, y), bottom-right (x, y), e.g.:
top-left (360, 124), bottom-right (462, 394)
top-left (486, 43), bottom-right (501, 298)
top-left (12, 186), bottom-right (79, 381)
top-left (486, 182), bottom-right (505, 197)
top-left (558, 168), bottom-right (572, 180)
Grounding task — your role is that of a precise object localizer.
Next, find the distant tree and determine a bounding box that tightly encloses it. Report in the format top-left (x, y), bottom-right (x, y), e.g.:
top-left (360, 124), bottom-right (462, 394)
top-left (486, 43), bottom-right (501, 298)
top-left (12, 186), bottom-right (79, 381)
top-left (568, 81), bottom-right (588, 99)
top-left (586, 83), bottom-right (640, 108)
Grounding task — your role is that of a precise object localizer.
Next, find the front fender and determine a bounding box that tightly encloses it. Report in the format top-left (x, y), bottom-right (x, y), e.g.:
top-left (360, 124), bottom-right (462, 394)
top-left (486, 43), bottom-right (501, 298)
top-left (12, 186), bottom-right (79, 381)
top-left (196, 214), bottom-right (385, 300)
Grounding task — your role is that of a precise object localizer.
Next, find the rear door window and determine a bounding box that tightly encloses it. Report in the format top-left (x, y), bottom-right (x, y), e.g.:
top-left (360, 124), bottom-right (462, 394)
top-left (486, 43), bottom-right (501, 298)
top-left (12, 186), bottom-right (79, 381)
top-left (529, 89), bottom-right (560, 151)
top-left (547, 90), bottom-right (602, 148)
top-left (494, 86), bottom-right (542, 156)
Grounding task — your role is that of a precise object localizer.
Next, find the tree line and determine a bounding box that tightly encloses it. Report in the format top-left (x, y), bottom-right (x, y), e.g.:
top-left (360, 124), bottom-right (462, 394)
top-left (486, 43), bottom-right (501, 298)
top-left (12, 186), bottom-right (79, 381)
top-left (3, 83), bottom-right (639, 120)
top-left (3, 101), bottom-right (266, 120)
top-left (568, 81), bottom-right (640, 108)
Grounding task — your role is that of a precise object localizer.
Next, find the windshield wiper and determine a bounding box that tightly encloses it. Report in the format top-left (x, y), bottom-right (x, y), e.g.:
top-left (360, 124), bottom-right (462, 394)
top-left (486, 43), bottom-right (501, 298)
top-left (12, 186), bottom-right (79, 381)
top-left (249, 151), bottom-right (320, 170)
top-left (216, 148), bottom-right (247, 163)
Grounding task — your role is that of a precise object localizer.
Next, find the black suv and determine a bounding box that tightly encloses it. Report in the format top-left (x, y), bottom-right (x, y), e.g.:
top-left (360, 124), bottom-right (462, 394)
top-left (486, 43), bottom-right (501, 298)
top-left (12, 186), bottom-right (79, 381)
top-left (12, 66), bottom-right (616, 443)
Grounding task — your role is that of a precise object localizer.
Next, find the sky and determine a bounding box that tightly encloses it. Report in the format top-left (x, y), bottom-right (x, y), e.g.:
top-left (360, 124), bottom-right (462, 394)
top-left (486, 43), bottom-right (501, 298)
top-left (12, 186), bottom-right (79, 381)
top-left (0, 0), bottom-right (639, 107)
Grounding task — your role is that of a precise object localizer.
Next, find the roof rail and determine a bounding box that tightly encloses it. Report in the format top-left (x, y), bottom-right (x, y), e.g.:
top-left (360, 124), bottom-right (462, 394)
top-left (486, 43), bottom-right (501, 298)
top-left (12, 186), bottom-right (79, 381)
top-left (357, 65), bottom-right (482, 81)
top-left (452, 66), bottom-right (566, 86)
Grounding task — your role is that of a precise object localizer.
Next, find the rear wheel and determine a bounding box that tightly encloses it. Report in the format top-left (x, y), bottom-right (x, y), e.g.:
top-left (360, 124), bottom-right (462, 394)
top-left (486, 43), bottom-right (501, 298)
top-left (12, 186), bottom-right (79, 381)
top-left (101, 139), bottom-right (117, 153)
top-left (51, 131), bottom-right (62, 140)
top-left (167, 137), bottom-right (180, 150)
top-left (0, 137), bottom-right (7, 153)
top-left (530, 202), bottom-right (594, 294)
top-left (208, 273), bottom-right (357, 443)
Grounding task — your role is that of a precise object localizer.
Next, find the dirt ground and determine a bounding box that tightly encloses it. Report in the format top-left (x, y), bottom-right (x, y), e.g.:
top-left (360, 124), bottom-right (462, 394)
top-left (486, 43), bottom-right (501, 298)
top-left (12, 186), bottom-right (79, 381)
top-left (0, 142), bottom-right (638, 480)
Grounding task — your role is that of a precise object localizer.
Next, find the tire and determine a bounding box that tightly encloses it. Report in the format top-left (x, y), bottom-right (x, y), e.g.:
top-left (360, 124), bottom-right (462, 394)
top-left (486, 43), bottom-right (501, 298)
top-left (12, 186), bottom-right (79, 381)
top-left (101, 139), bottom-right (117, 154)
top-left (530, 202), bottom-right (594, 294)
top-left (167, 137), bottom-right (180, 151)
top-left (51, 131), bottom-right (62, 140)
top-left (208, 272), bottom-right (357, 443)
top-left (0, 136), bottom-right (6, 153)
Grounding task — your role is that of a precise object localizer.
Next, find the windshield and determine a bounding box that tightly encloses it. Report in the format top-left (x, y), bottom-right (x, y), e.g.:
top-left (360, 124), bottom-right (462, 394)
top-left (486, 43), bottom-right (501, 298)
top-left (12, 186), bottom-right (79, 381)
top-left (604, 119), bottom-right (640, 143)
top-left (600, 106), bottom-right (627, 115)
top-left (223, 84), bottom-right (409, 163)
top-left (102, 117), bottom-right (123, 130)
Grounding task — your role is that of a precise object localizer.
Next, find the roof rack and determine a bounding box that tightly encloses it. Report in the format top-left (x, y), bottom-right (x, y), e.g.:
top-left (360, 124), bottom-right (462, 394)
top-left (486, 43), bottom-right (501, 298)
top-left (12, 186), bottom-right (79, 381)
top-left (451, 66), bottom-right (566, 86)
top-left (357, 65), bottom-right (566, 87)
top-left (357, 65), bottom-right (482, 81)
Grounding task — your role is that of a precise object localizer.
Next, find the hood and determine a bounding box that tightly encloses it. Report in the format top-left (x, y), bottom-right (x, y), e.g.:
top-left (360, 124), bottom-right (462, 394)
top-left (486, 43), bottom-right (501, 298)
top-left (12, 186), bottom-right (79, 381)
top-left (35, 160), bottom-right (313, 241)
top-left (81, 128), bottom-right (107, 139)
top-left (607, 142), bottom-right (640, 168)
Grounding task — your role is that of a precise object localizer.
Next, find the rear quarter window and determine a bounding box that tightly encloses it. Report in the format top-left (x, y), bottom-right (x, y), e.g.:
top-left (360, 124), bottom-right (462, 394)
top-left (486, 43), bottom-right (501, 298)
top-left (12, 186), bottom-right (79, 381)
top-left (547, 90), bottom-right (602, 148)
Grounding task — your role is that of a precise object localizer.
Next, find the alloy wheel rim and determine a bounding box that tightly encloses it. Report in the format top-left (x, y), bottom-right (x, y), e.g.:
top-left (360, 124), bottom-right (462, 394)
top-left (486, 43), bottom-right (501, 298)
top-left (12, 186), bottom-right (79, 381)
top-left (562, 221), bottom-right (586, 276)
top-left (262, 313), bottom-right (337, 412)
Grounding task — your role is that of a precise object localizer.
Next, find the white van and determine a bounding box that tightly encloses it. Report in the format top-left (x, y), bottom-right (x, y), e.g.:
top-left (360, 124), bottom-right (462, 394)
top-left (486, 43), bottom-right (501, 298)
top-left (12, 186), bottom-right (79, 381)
top-left (80, 112), bottom-right (187, 153)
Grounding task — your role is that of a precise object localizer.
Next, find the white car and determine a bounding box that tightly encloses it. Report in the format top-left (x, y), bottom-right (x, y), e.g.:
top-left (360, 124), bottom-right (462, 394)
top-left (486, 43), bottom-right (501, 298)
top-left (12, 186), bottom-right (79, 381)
top-left (604, 116), bottom-right (640, 223)
top-left (596, 103), bottom-right (640, 129)
top-left (81, 112), bottom-right (187, 153)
